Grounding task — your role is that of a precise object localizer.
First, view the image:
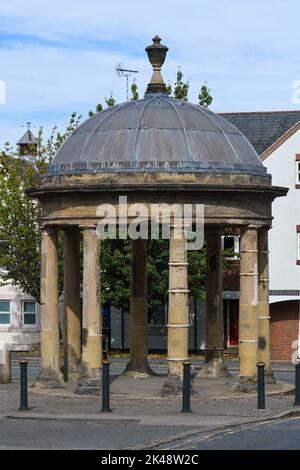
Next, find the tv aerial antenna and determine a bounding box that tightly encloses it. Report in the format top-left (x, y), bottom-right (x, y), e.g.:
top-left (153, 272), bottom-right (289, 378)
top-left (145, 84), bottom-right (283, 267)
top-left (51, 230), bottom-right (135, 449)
top-left (22, 121), bottom-right (36, 132)
top-left (115, 64), bottom-right (139, 101)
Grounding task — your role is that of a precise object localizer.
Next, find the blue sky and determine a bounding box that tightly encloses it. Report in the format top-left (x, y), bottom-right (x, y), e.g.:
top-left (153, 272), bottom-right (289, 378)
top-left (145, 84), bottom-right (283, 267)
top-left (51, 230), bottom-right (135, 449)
top-left (0, 0), bottom-right (300, 147)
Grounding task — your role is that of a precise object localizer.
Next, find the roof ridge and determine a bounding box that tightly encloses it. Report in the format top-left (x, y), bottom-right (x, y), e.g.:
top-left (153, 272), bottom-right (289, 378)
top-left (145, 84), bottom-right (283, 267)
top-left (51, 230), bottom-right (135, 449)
top-left (219, 110), bottom-right (300, 116)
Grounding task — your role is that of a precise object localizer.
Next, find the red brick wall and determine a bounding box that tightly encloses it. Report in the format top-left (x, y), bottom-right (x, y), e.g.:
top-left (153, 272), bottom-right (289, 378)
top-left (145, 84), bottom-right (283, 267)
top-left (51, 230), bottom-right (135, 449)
top-left (270, 300), bottom-right (299, 361)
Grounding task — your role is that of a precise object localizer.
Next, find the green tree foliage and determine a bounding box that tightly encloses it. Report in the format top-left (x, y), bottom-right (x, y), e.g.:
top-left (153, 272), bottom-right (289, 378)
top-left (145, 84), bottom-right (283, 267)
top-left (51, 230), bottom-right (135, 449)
top-left (166, 67), bottom-right (190, 101)
top-left (198, 82), bottom-right (213, 108)
top-left (101, 239), bottom-right (131, 311)
top-left (148, 239), bottom-right (206, 307)
top-left (0, 148), bottom-right (41, 300)
top-left (105, 93), bottom-right (116, 107)
top-left (173, 67), bottom-right (189, 101)
top-left (89, 102), bottom-right (103, 117)
top-left (0, 113), bottom-right (81, 301)
top-left (188, 249), bottom-right (206, 301)
top-left (148, 239), bottom-right (169, 308)
top-left (166, 81), bottom-right (172, 96)
top-left (131, 80), bottom-right (139, 101)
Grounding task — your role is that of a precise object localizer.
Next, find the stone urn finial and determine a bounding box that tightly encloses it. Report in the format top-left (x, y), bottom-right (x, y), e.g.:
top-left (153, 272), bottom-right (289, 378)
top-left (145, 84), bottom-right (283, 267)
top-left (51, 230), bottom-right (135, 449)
top-left (145, 35), bottom-right (168, 95)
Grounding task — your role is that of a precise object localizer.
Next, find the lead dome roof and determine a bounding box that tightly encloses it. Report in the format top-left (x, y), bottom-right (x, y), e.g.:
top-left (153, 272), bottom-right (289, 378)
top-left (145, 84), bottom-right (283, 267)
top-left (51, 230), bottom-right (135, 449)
top-left (47, 37), bottom-right (266, 178)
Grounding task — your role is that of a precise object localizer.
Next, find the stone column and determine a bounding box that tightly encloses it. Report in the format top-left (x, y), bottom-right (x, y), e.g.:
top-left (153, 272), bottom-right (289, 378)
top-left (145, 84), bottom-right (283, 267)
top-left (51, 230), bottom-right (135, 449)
top-left (162, 227), bottom-right (189, 395)
top-left (236, 225), bottom-right (259, 391)
top-left (35, 227), bottom-right (64, 388)
top-left (258, 227), bottom-right (275, 383)
top-left (63, 228), bottom-right (81, 382)
top-left (0, 350), bottom-right (11, 384)
top-left (75, 226), bottom-right (102, 394)
top-left (197, 228), bottom-right (230, 377)
top-left (124, 239), bottom-right (153, 377)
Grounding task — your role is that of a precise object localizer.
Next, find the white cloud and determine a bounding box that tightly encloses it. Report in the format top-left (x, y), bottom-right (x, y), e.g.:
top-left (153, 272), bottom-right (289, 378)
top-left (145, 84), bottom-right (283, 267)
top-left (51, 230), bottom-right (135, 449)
top-left (0, 0), bottom-right (300, 146)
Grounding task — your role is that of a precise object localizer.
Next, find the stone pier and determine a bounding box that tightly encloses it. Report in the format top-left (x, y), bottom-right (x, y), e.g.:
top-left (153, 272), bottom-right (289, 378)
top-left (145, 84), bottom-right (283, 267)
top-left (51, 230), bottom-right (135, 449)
top-left (35, 227), bottom-right (64, 388)
top-left (162, 227), bottom-right (189, 396)
top-left (235, 225), bottom-right (259, 391)
top-left (0, 350), bottom-right (11, 384)
top-left (258, 227), bottom-right (275, 383)
top-left (63, 228), bottom-right (81, 382)
top-left (124, 239), bottom-right (154, 377)
top-left (198, 229), bottom-right (230, 378)
top-left (75, 226), bottom-right (102, 394)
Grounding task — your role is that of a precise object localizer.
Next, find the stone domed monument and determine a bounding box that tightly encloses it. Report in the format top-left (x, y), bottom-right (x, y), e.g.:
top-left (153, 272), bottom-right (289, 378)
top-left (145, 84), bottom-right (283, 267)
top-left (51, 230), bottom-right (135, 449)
top-left (29, 36), bottom-right (287, 394)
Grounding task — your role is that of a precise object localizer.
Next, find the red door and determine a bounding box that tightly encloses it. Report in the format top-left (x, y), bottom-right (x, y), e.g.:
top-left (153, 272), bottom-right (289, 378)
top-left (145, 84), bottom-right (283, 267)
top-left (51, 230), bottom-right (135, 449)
top-left (223, 299), bottom-right (239, 347)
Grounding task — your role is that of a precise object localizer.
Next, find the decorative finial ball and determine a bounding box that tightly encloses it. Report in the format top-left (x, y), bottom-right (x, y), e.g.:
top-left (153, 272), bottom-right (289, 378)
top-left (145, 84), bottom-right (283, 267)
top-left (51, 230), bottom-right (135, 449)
top-left (152, 35), bottom-right (161, 44)
top-left (145, 35), bottom-right (168, 71)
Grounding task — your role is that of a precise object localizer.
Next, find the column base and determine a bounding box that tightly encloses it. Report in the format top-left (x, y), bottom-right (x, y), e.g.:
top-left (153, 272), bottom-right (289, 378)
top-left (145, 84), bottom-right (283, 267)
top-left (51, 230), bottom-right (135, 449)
top-left (74, 367), bottom-right (101, 395)
top-left (161, 374), bottom-right (183, 397)
top-left (61, 360), bottom-right (81, 383)
top-left (33, 368), bottom-right (65, 389)
top-left (74, 377), bottom-right (102, 395)
top-left (196, 359), bottom-right (231, 378)
top-left (123, 359), bottom-right (156, 378)
top-left (161, 374), bottom-right (197, 397)
top-left (67, 371), bottom-right (81, 383)
top-left (265, 368), bottom-right (276, 384)
top-left (233, 374), bottom-right (257, 392)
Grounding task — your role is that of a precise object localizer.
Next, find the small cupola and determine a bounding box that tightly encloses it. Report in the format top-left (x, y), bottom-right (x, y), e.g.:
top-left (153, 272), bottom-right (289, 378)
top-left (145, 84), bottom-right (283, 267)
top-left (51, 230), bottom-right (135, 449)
top-left (16, 122), bottom-right (37, 157)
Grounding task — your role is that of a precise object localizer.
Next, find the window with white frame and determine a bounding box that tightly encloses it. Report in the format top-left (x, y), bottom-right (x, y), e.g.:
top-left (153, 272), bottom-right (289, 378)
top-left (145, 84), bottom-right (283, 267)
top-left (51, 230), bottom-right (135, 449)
top-left (296, 161), bottom-right (300, 185)
top-left (22, 301), bottom-right (37, 325)
top-left (222, 235), bottom-right (240, 259)
top-left (0, 301), bottom-right (10, 324)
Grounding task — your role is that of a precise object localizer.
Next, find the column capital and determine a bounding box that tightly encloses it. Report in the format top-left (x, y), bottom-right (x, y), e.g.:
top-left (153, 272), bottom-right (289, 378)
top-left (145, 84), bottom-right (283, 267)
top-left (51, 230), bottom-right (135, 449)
top-left (258, 225), bottom-right (272, 232)
top-left (245, 224), bottom-right (261, 231)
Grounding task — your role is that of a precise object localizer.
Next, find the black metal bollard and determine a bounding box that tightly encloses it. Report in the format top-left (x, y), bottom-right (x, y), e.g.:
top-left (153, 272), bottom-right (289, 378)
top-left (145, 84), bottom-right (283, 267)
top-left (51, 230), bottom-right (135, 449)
top-left (181, 361), bottom-right (192, 413)
top-left (257, 362), bottom-right (266, 410)
top-left (101, 359), bottom-right (112, 413)
top-left (19, 360), bottom-right (29, 411)
top-left (102, 335), bottom-right (108, 361)
top-left (294, 362), bottom-right (300, 406)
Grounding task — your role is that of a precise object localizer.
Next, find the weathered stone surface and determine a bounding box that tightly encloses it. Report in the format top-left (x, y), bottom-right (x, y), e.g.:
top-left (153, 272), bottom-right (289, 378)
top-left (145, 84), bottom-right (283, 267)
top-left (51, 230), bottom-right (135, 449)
top-left (197, 359), bottom-right (231, 378)
top-left (33, 368), bottom-right (65, 389)
top-left (162, 229), bottom-right (189, 395)
top-left (198, 229), bottom-right (230, 378)
top-left (75, 227), bottom-right (102, 395)
top-left (233, 375), bottom-right (258, 392)
top-left (74, 373), bottom-right (101, 395)
top-left (258, 227), bottom-right (275, 383)
top-left (63, 228), bottom-right (81, 382)
top-left (124, 240), bottom-right (154, 377)
top-left (236, 226), bottom-right (259, 389)
top-left (0, 351), bottom-right (12, 384)
top-left (36, 228), bottom-right (64, 389)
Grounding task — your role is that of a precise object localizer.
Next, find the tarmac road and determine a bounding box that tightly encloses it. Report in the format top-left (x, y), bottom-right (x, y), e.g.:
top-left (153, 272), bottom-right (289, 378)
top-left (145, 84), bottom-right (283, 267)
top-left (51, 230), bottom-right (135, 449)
top-left (0, 417), bottom-right (197, 450)
top-left (163, 416), bottom-right (300, 450)
top-left (1, 415), bottom-right (299, 450)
